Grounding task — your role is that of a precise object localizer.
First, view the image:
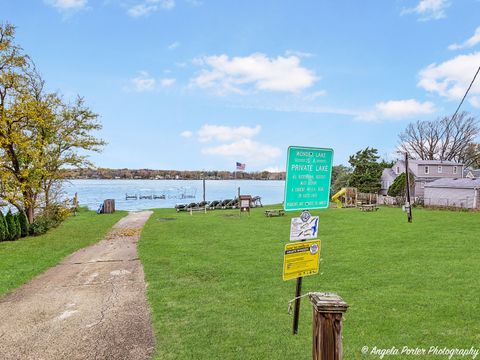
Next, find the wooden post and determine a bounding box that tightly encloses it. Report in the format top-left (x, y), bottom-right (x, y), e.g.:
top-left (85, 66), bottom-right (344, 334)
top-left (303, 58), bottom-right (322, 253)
top-left (309, 292), bottom-right (348, 360)
top-left (102, 199), bottom-right (115, 214)
top-left (73, 192), bottom-right (78, 216)
top-left (238, 187), bottom-right (241, 215)
top-left (203, 177), bottom-right (207, 214)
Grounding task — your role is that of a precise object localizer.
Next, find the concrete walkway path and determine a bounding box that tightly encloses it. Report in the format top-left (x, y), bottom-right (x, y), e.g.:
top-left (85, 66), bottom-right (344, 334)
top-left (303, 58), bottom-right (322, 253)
top-left (0, 211), bottom-right (155, 360)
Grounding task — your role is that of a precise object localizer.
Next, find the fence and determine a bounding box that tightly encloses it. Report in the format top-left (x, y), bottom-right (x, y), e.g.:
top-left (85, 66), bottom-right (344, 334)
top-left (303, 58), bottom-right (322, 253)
top-left (422, 197), bottom-right (474, 209)
top-left (357, 192), bottom-right (378, 204)
top-left (376, 195), bottom-right (405, 206)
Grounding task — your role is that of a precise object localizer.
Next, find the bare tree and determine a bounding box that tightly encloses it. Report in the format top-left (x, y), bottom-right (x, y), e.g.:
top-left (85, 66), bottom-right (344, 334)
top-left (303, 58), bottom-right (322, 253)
top-left (398, 112), bottom-right (480, 167)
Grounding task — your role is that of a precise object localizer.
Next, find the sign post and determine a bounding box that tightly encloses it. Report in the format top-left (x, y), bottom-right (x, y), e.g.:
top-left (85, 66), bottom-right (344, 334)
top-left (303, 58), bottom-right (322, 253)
top-left (283, 146), bottom-right (333, 335)
top-left (404, 152), bottom-right (413, 223)
top-left (239, 195), bottom-right (252, 214)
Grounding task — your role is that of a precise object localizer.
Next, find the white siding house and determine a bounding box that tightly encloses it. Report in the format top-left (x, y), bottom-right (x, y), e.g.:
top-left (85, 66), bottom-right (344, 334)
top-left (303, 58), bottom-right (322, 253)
top-left (424, 178), bottom-right (480, 209)
top-left (379, 159), bottom-right (464, 197)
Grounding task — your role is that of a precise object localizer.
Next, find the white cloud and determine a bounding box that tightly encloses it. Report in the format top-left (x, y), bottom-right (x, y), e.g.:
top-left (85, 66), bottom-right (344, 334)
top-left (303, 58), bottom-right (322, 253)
top-left (128, 4), bottom-right (153, 17)
top-left (160, 78), bottom-right (176, 87)
top-left (357, 99), bottom-right (436, 121)
top-left (128, 71), bottom-right (156, 92)
top-left (191, 123), bottom-right (279, 165)
top-left (402, 0), bottom-right (449, 21)
top-left (190, 53), bottom-right (317, 94)
top-left (263, 166), bottom-right (283, 173)
top-left (45, 0), bottom-right (87, 12)
top-left (197, 124), bottom-right (261, 142)
top-left (202, 139), bottom-right (281, 165)
top-left (127, 0), bottom-right (175, 17)
top-left (303, 90), bottom-right (327, 101)
top-left (374, 99), bottom-right (436, 118)
top-left (168, 41), bottom-right (180, 50)
top-left (418, 52), bottom-right (480, 102)
top-left (448, 26), bottom-right (480, 50)
top-left (180, 130), bottom-right (193, 138)
top-left (470, 96), bottom-right (480, 108)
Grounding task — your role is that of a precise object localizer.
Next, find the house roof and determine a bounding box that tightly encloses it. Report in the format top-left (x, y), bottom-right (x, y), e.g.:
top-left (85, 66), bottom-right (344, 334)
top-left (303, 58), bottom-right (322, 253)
top-left (382, 168), bottom-right (396, 178)
top-left (409, 160), bottom-right (463, 166)
top-left (424, 178), bottom-right (480, 189)
top-left (465, 169), bottom-right (480, 178)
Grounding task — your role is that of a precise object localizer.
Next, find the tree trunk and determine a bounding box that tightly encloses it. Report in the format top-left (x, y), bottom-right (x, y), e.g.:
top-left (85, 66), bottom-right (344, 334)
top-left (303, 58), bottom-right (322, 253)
top-left (26, 205), bottom-right (34, 224)
top-left (22, 190), bottom-right (36, 224)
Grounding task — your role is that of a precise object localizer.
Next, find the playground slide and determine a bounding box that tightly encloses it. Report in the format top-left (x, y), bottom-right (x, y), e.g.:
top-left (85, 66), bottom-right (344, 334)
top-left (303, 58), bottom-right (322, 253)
top-left (331, 188), bottom-right (347, 208)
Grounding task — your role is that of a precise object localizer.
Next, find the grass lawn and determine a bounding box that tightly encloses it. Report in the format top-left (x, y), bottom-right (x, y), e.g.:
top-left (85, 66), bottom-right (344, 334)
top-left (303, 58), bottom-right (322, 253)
top-left (0, 208), bottom-right (125, 297)
top-left (139, 206), bottom-right (480, 359)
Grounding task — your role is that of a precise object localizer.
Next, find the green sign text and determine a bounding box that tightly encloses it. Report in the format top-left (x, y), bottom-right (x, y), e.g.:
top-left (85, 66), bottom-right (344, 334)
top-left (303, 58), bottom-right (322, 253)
top-left (284, 146), bottom-right (333, 211)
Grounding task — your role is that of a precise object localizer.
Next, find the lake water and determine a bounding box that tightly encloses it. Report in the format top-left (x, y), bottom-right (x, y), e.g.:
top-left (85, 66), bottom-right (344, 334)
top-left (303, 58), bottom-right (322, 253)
top-left (64, 179), bottom-right (285, 211)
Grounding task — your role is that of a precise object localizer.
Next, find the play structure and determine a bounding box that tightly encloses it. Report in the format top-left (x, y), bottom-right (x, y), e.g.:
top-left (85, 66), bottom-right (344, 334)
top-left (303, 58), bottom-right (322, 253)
top-left (331, 187), bottom-right (379, 209)
top-left (331, 187), bottom-right (358, 208)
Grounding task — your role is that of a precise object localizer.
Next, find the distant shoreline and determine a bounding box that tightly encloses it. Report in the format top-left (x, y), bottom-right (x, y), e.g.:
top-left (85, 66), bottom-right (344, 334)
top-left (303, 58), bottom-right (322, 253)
top-left (61, 169), bottom-right (286, 181)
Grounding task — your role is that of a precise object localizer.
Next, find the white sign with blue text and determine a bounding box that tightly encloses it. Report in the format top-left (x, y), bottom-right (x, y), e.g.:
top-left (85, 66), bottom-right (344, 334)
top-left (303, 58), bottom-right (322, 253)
top-left (289, 214), bottom-right (319, 241)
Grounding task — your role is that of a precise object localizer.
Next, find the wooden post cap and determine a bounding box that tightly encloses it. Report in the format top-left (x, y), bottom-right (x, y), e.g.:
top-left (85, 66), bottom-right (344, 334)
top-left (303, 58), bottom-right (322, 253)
top-left (309, 292), bottom-right (348, 313)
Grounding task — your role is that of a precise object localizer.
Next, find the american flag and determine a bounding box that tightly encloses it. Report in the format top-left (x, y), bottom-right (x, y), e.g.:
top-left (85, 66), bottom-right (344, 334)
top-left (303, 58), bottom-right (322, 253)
top-left (236, 162), bottom-right (246, 171)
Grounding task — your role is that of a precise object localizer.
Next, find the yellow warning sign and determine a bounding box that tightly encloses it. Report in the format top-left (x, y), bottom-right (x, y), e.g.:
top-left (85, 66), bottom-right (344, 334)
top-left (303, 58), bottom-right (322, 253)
top-left (283, 240), bottom-right (321, 281)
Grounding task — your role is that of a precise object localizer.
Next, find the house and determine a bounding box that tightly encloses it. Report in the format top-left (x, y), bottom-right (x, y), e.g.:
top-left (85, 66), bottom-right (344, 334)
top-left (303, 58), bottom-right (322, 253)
top-left (465, 169), bottom-right (480, 179)
top-left (379, 159), bottom-right (464, 197)
top-left (424, 178), bottom-right (480, 209)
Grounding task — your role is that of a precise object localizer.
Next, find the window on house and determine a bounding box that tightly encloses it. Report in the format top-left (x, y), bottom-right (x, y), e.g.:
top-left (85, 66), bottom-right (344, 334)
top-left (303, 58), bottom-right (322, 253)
top-left (453, 166), bottom-right (457, 174)
top-left (396, 166), bottom-right (400, 174)
top-left (438, 166), bottom-right (442, 173)
top-left (424, 166), bottom-right (429, 174)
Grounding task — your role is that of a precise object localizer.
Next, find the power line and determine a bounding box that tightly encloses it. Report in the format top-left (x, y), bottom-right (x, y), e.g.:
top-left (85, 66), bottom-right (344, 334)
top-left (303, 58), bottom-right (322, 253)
top-left (449, 64), bottom-right (480, 122)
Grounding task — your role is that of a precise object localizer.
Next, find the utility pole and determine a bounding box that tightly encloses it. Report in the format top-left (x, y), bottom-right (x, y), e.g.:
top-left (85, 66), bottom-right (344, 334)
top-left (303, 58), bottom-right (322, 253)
top-left (405, 152), bottom-right (413, 223)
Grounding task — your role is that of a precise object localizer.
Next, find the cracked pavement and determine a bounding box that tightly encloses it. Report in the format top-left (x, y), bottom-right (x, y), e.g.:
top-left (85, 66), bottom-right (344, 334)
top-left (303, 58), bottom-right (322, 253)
top-left (0, 211), bottom-right (155, 360)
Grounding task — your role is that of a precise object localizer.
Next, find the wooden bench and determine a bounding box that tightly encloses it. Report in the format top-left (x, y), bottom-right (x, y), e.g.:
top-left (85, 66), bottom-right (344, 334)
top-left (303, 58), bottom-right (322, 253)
top-left (264, 209), bottom-right (285, 217)
top-left (359, 204), bottom-right (379, 212)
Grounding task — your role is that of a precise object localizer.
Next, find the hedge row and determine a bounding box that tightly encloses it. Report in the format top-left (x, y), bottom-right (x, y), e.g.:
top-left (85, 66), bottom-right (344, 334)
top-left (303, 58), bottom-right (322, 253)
top-left (0, 210), bottom-right (29, 242)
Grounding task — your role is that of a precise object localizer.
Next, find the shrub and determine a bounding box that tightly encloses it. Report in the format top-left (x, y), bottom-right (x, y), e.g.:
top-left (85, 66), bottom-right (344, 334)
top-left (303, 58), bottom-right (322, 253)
top-left (29, 204), bottom-right (71, 236)
top-left (5, 210), bottom-right (20, 240)
top-left (0, 211), bottom-right (8, 241)
top-left (387, 172), bottom-right (415, 197)
top-left (14, 213), bottom-right (22, 238)
top-left (43, 204), bottom-right (71, 223)
top-left (17, 211), bottom-right (29, 237)
top-left (29, 216), bottom-right (56, 236)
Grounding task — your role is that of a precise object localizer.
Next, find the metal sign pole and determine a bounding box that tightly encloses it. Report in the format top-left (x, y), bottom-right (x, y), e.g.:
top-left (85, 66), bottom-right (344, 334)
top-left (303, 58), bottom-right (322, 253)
top-left (293, 212), bottom-right (309, 334)
top-left (283, 147), bottom-right (333, 336)
top-left (203, 177), bottom-right (206, 203)
top-left (292, 274), bottom-right (303, 334)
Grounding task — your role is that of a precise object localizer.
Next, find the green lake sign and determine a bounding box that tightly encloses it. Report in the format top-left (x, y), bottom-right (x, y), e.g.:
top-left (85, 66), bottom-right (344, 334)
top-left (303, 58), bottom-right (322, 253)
top-left (284, 146), bottom-right (333, 211)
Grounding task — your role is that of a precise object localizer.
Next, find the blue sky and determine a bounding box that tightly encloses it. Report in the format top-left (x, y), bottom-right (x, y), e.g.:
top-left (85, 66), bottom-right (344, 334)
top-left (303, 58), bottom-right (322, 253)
top-left (2, 0), bottom-right (480, 171)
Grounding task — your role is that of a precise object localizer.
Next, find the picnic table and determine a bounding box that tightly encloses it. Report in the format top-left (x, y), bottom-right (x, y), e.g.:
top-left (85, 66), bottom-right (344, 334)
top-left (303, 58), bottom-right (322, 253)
top-left (359, 204), bottom-right (379, 212)
top-left (264, 209), bottom-right (285, 217)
